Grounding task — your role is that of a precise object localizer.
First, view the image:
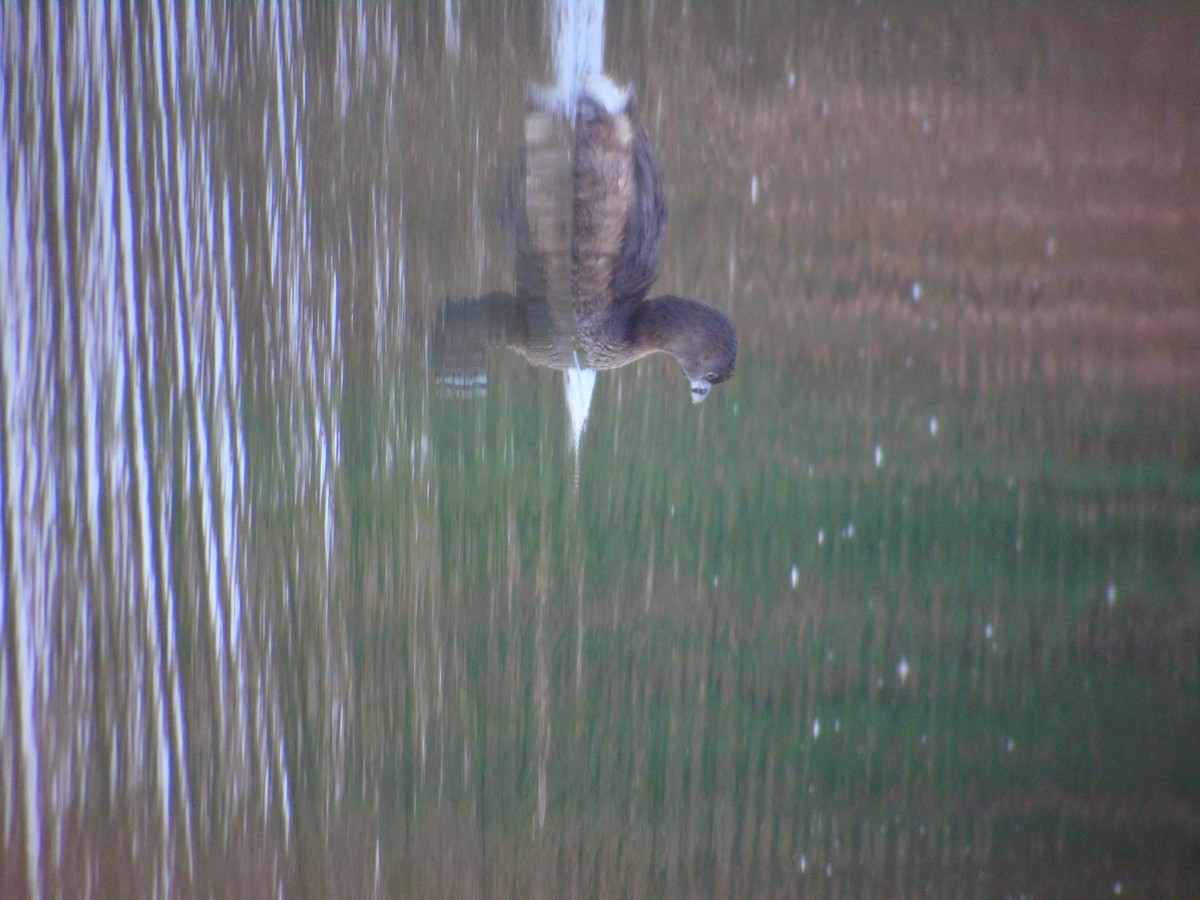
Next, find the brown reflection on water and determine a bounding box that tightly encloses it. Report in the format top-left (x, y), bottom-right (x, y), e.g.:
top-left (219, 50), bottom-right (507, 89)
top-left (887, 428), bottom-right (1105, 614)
top-left (641, 2), bottom-right (1199, 399)
top-left (2, 1), bottom-right (1198, 897)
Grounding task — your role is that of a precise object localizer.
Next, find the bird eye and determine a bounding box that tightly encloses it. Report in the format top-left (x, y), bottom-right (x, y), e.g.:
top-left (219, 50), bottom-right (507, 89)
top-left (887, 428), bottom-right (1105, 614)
top-left (705, 372), bottom-right (719, 383)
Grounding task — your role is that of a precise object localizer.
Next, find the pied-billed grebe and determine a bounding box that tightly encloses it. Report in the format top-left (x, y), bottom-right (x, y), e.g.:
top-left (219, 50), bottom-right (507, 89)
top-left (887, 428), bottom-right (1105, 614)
top-left (432, 73), bottom-right (737, 403)
top-left (572, 74), bottom-right (737, 402)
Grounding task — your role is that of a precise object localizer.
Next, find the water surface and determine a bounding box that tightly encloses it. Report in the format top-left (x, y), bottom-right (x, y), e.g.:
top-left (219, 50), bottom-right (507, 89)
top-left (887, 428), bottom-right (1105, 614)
top-left (2, 2), bottom-right (1198, 897)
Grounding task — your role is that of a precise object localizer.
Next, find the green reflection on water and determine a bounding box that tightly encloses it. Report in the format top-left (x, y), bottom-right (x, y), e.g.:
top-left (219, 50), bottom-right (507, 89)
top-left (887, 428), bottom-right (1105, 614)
top-left (291, 307), bottom-right (1199, 893)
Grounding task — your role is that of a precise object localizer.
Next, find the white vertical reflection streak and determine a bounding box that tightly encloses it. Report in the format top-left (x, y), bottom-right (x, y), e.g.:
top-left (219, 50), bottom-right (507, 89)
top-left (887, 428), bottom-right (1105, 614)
top-left (170, 1), bottom-right (288, 868)
top-left (267, 0), bottom-right (347, 818)
top-left (373, 6), bottom-right (404, 379)
top-left (154, 2), bottom-right (199, 877)
top-left (1, 7), bottom-right (50, 896)
top-left (0, 4), bottom-right (12, 846)
top-left (154, 0), bottom-right (241, 830)
top-left (106, 0), bottom-right (137, 832)
top-left (80, 0), bottom-right (112, 643)
top-left (44, 1), bottom-right (75, 881)
top-left (130, 6), bottom-right (192, 890)
top-left (74, 5), bottom-right (123, 882)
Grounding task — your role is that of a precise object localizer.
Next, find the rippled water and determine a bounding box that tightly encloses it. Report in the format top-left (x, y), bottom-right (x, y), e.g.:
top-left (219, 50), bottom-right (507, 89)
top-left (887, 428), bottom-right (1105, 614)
top-left (2, 2), bottom-right (1198, 897)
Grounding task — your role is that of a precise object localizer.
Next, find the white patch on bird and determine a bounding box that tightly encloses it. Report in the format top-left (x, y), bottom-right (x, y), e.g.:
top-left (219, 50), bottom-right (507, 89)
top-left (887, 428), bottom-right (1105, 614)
top-left (582, 73), bottom-right (630, 115)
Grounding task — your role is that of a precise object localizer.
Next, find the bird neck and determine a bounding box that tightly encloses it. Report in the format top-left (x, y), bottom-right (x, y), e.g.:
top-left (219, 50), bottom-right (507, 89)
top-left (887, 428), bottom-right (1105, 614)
top-left (608, 295), bottom-right (698, 355)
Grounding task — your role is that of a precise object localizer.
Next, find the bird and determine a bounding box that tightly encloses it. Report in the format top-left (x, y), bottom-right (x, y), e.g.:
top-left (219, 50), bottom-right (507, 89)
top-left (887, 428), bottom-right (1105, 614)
top-left (431, 73), bottom-right (737, 404)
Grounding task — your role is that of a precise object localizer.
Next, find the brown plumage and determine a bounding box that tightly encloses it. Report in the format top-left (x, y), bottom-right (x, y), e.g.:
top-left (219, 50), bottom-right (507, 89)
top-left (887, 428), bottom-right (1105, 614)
top-left (432, 75), bottom-right (737, 403)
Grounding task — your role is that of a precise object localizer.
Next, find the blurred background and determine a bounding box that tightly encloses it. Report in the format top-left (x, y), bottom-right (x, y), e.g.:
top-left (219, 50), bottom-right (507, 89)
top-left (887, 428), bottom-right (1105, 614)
top-left (2, 1), bottom-right (1198, 896)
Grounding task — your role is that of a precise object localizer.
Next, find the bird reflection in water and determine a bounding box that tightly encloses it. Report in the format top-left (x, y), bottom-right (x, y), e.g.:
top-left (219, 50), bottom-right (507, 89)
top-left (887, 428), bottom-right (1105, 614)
top-left (431, 72), bottom-right (737, 447)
